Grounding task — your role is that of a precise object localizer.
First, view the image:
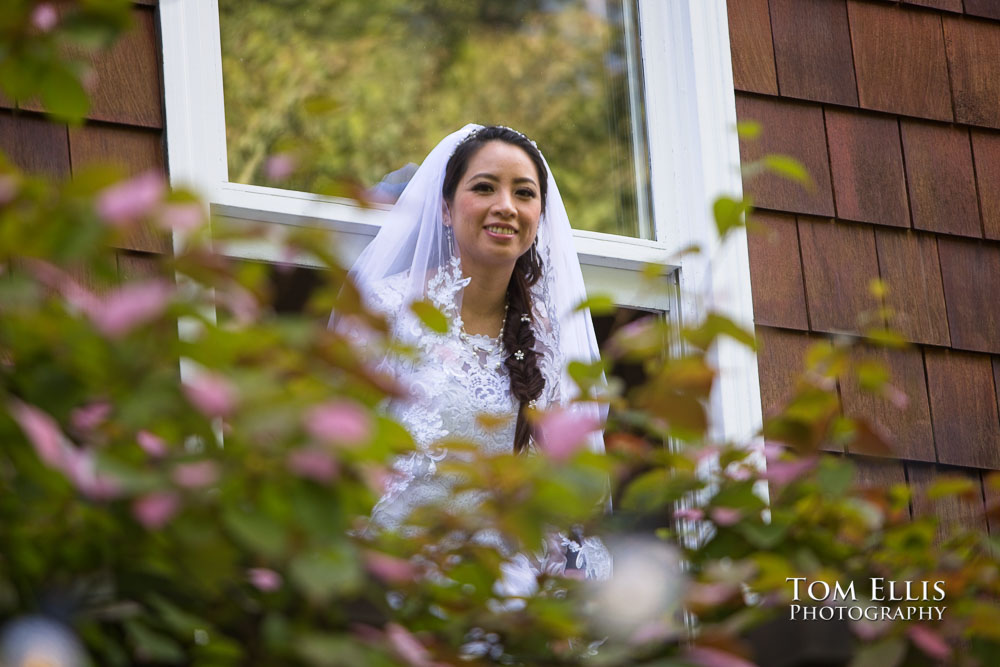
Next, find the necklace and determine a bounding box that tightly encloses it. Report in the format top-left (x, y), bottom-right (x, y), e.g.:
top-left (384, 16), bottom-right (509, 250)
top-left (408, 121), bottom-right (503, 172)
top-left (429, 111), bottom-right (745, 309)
top-left (459, 302), bottom-right (508, 354)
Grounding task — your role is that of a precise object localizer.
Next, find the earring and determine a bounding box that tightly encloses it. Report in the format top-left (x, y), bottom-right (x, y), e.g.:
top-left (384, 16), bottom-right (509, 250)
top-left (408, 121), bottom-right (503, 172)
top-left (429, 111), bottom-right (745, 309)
top-left (445, 226), bottom-right (455, 257)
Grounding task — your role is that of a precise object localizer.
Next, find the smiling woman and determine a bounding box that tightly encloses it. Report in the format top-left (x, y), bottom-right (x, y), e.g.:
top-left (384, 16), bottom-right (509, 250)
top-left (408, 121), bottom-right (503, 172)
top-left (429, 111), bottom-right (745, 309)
top-left (337, 125), bottom-right (612, 586)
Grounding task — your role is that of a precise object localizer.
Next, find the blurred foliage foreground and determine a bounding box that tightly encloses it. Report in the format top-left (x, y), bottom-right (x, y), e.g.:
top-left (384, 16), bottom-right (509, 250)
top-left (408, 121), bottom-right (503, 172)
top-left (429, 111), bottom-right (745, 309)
top-left (4, 2), bottom-right (1000, 666)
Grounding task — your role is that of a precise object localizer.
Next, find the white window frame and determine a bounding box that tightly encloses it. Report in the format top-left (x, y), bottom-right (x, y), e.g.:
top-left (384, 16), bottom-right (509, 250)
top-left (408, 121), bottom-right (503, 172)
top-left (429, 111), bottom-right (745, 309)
top-left (159, 0), bottom-right (760, 444)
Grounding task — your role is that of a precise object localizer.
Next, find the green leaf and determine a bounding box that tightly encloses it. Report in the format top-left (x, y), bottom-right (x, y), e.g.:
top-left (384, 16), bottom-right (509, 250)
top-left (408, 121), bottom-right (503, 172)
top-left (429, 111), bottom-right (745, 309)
top-left (683, 313), bottom-right (756, 351)
top-left (863, 328), bottom-right (909, 348)
top-left (927, 475), bottom-right (978, 500)
top-left (736, 518), bottom-right (789, 548)
top-left (125, 621), bottom-right (186, 664)
top-left (409, 299), bottom-right (448, 334)
top-left (223, 509), bottom-right (288, 560)
top-left (816, 458), bottom-right (853, 498)
top-left (761, 154), bottom-right (812, 187)
top-left (295, 634), bottom-right (375, 667)
top-left (736, 120), bottom-right (762, 139)
top-left (39, 64), bottom-right (90, 124)
top-left (712, 195), bottom-right (751, 238)
top-left (302, 95), bottom-right (341, 115)
top-left (575, 294), bottom-right (616, 316)
top-left (289, 546), bottom-right (362, 601)
top-left (849, 638), bottom-right (906, 667)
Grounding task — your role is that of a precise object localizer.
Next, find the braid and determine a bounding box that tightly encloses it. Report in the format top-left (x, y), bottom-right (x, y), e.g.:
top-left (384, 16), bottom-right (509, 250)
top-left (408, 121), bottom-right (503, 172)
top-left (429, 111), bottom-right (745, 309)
top-left (504, 246), bottom-right (544, 454)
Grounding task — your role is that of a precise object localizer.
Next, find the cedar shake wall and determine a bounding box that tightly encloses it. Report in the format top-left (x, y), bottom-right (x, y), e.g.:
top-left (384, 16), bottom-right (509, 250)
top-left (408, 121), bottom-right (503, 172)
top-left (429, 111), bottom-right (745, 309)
top-left (730, 0), bottom-right (1000, 530)
top-left (0, 1), bottom-right (167, 279)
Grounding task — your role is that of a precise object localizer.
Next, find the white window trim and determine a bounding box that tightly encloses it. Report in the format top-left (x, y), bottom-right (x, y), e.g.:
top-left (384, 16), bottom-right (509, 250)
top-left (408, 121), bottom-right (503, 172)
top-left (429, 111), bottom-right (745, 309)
top-left (159, 0), bottom-right (761, 444)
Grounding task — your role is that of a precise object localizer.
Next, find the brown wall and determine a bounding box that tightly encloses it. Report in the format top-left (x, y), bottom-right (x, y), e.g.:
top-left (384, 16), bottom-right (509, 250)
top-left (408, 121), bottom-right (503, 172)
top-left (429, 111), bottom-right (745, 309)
top-left (0, 1), bottom-right (167, 279)
top-left (730, 0), bottom-right (1000, 532)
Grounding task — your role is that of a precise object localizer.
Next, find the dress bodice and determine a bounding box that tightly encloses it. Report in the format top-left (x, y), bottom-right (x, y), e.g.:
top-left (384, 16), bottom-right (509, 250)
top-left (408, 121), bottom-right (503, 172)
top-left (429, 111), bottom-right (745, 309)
top-left (351, 257), bottom-right (611, 582)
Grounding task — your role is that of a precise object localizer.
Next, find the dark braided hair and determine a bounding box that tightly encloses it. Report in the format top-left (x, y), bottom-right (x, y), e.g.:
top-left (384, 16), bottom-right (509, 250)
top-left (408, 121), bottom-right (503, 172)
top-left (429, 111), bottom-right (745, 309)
top-left (442, 126), bottom-right (548, 454)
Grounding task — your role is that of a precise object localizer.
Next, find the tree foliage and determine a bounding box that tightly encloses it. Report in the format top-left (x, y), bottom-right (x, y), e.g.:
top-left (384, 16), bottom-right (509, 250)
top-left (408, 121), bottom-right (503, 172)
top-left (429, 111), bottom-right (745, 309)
top-left (218, 0), bottom-right (648, 237)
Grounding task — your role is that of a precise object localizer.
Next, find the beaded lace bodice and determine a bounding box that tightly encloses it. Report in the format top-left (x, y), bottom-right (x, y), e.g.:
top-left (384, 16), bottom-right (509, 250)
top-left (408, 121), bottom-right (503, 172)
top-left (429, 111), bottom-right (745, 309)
top-left (356, 256), bottom-right (611, 582)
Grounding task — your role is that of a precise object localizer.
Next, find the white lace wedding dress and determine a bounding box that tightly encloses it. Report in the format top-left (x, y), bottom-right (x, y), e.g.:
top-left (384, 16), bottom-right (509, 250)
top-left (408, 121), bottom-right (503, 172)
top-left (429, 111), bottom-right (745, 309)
top-left (355, 256), bottom-right (612, 592)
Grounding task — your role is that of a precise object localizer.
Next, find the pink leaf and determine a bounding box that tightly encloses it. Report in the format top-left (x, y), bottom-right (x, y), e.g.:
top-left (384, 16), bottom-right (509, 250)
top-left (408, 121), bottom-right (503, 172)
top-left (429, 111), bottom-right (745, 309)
top-left (534, 408), bottom-right (600, 462)
top-left (385, 623), bottom-right (434, 667)
top-left (674, 507), bottom-right (704, 521)
top-left (247, 568), bottom-right (283, 592)
top-left (136, 430), bottom-right (168, 458)
top-left (183, 372), bottom-right (237, 417)
top-left (172, 461), bottom-right (219, 488)
top-left (264, 154), bottom-right (296, 182)
top-left (287, 448), bottom-right (339, 482)
top-left (364, 551), bottom-right (416, 584)
top-left (710, 507), bottom-right (742, 526)
top-left (9, 400), bottom-right (66, 468)
top-left (70, 401), bottom-right (111, 433)
top-left (158, 202), bottom-right (205, 232)
top-left (86, 280), bottom-right (173, 338)
top-left (95, 171), bottom-right (165, 227)
top-left (304, 400), bottom-right (372, 447)
top-left (908, 624), bottom-right (951, 661)
top-left (62, 447), bottom-right (120, 500)
top-left (763, 457), bottom-right (817, 487)
top-left (133, 492), bottom-right (179, 529)
top-left (31, 3), bottom-right (59, 32)
top-left (683, 646), bottom-right (756, 667)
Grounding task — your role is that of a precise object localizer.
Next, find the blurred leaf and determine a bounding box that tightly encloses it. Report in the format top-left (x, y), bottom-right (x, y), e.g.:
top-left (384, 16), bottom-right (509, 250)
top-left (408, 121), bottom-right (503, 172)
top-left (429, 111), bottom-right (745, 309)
top-left (927, 475), bottom-right (978, 501)
top-left (575, 294), bottom-right (616, 316)
top-left (223, 509), bottom-right (289, 560)
top-left (125, 621), bottom-right (186, 664)
top-left (849, 638), bottom-right (906, 667)
top-left (736, 120), bottom-right (761, 139)
top-left (761, 154), bottom-right (812, 188)
top-left (39, 64), bottom-right (90, 124)
top-left (684, 313), bottom-right (756, 351)
top-left (290, 546), bottom-right (362, 601)
top-left (816, 458), bottom-right (854, 498)
top-left (712, 195), bottom-right (751, 238)
top-left (409, 299), bottom-right (448, 334)
top-left (863, 328), bottom-right (909, 349)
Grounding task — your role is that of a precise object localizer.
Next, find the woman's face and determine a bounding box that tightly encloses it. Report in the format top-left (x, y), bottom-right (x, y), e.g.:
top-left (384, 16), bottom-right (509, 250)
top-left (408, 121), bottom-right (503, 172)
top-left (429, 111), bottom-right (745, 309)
top-left (445, 140), bottom-right (542, 274)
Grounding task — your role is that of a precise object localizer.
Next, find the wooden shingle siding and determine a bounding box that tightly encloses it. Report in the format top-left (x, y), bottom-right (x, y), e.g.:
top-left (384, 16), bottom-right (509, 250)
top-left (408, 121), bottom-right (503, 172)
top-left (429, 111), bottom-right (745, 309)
top-left (736, 96), bottom-right (835, 216)
top-left (873, 229), bottom-right (950, 347)
top-left (768, 0), bottom-right (858, 106)
top-left (87, 7), bottom-right (163, 129)
top-left (825, 109), bottom-right (909, 227)
top-left (841, 345), bottom-right (936, 461)
top-left (900, 120), bottom-right (981, 238)
top-left (901, 0), bottom-right (963, 13)
top-left (908, 462), bottom-right (989, 541)
top-left (937, 238), bottom-right (1000, 354)
top-left (0, 112), bottom-right (71, 177)
top-left (732, 0), bottom-right (1000, 491)
top-left (943, 16), bottom-right (1000, 130)
top-left (755, 326), bottom-right (829, 417)
top-left (69, 123), bottom-right (168, 254)
top-left (726, 0), bottom-right (779, 95)
top-left (746, 212), bottom-right (810, 331)
top-left (972, 130), bottom-right (1000, 241)
top-left (924, 349), bottom-right (1000, 469)
top-left (797, 218), bottom-right (880, 335)
top-left (0, 5), bottom-right (167, 257)
top-left (851, 455), bottom-right (907, 492)
top-left (964, 0), bottom-right (1000, 21)
top-left (847, 1), bottom-right (953, 121)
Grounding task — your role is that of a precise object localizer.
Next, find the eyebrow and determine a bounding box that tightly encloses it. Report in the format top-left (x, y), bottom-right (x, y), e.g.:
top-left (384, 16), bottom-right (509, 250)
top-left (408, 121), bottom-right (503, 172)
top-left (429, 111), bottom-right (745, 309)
top-left (467, 172), bottom-right (538, 187)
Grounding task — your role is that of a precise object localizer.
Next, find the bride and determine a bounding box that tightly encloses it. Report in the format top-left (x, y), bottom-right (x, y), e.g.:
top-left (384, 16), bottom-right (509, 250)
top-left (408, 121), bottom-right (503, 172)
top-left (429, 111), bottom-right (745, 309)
top-left (339, 125), bottom-right (611, 590)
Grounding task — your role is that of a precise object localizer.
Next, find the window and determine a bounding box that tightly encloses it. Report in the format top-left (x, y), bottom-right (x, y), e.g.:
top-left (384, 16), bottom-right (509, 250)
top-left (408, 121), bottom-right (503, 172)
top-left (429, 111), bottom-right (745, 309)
top-left (160, 0), bottom-right (760, 441)
top-left (218, 0), bottom-right (652, 240)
